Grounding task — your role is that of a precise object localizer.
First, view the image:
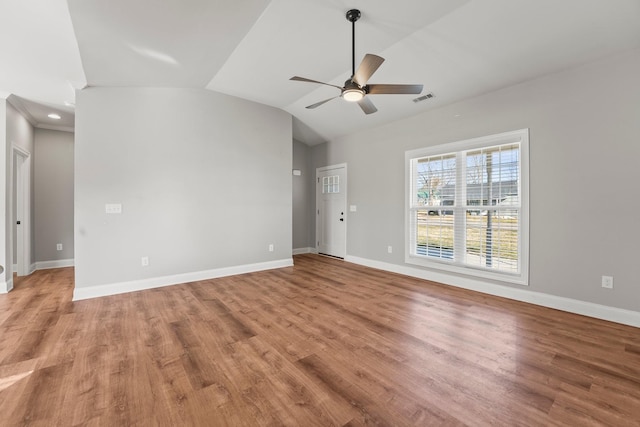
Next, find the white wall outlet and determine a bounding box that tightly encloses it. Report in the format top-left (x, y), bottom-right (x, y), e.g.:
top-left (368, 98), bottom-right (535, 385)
top-left (387, 246), bottom-right (393, 254)
top-left (350, 205), bottom-right (357, 212)
top-left (56, 243), bottom-right (63, 251)
top-left (268, 244), bottom-right (274, 252)
top-left (141, 256), bottom-right (149, 267)
top-left (105, 203), bottom-right (122, 214)
top-left (601, 275), bottom-right (613, 289)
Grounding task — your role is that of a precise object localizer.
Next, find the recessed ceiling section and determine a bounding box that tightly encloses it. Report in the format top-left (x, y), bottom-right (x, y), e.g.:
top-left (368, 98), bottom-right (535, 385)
top-left (68, 0), bottom-right (270, 87)
top-left (8, 95), bottom-right (76, 132)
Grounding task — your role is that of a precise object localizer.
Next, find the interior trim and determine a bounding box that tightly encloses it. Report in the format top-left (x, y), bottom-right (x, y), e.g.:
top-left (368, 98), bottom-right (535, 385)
top-left (292, 247), bottom-right (317, 255)
top-left (35, 259), bottom-right (75, 270)
top-left (0, 278), bottom-right (14, 293)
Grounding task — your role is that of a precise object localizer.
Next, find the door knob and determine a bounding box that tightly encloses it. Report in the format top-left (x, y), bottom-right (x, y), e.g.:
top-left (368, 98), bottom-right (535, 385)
top-left (339, 218), bottom-right (344, 221)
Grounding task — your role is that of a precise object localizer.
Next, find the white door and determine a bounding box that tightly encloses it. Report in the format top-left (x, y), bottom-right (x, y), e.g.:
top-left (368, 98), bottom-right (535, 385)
top-left (316, 165), bottom-right (347, 258)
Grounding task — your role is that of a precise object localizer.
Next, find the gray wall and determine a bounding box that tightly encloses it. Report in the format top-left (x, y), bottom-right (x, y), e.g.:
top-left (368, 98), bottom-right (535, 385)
top-left (311, 48), bottom-right (640, 312)
top-left (34, 129), bottom-right (74, 262)
top-left (292, 139), bottom-right (314, 250)
top-left (74, 87), bottom-right (292, 289)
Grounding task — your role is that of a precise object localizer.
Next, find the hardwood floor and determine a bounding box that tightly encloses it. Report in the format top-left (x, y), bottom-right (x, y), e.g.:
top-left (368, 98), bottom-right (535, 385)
top-left (1, 254), bottom-right (639, 426)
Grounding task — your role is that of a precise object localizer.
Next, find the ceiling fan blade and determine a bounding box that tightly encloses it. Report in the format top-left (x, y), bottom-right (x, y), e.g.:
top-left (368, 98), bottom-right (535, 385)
top-left (367, 84), bottom-right (424, 95)
top-left (357, 97), bottom-right (377, 115)
top-left (290, 76), bottom-right (344, 90)
top-left (306, 96), bottom-right (340, 109)
top-left (352, 54), bottom-right (385, 87)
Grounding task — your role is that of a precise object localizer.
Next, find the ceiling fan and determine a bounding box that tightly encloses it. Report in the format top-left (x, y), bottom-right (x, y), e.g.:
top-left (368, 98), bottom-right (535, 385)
top-left (290, 9), bottom-right (423, 115)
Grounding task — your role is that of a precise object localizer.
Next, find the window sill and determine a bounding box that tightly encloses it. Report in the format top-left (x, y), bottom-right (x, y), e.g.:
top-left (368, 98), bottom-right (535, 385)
top-left (405, 254), bottom-right (528, 286)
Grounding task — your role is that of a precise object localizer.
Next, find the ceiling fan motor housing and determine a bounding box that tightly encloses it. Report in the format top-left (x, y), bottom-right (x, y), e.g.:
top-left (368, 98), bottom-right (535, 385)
top-left (344, 79), bottom-right (362, 91)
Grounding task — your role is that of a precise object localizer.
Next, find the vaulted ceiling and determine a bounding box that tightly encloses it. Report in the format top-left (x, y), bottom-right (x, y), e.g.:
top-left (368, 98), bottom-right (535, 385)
top-left (2, 0), bottom-right (639, 144)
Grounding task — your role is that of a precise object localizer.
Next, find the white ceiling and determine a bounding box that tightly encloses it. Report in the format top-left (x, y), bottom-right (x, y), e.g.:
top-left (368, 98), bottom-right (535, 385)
top-left (1, 0), bottom-right (639, 144)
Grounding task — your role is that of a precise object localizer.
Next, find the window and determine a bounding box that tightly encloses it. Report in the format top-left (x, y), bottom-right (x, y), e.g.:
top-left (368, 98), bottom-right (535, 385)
top-left (322, 175), bottom-right (339, 194)
top-left (406, 129), bottom-right (529, 285)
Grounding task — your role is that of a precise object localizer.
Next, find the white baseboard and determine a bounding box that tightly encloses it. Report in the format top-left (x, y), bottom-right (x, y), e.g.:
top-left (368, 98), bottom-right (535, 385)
top-left (0, 278), bottom-right (14, 293)
top-left (345, 255), bottom-right (640, 328)
top-left (36, 259), bottom-right (75, 270)
top-left (12, 260), bottom-right (70, 274)
top-left (2, 260), bottom-right (71, 293)
top-left (11, 263), bottom-right (40, 275)
top-left (73, 258), bottom-right (294, 301)
top-left (292, 247), bottom-right (317, 255)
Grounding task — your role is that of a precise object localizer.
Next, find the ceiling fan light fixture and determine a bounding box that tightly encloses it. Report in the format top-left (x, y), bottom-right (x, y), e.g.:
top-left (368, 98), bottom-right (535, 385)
top-left (342, 88), bottom-right (364, 102)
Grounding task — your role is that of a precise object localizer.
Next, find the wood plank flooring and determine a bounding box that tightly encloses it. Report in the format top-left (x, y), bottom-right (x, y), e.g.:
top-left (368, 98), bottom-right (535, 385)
top-left (1, 254), bottom-right (639, 426)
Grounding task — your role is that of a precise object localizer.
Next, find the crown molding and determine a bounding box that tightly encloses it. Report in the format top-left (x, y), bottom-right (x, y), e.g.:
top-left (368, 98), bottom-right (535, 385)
top-left (6, 94), bottom-right (37, 126)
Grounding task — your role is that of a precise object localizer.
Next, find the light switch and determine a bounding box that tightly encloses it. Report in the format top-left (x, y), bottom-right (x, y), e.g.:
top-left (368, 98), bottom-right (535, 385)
top-left (105, 203), bottom-right (122, 214)
top-left (350, 205), bottom-right (357, 212)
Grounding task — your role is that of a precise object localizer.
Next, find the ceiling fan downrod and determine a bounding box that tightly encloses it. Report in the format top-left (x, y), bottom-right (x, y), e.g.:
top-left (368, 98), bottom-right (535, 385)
top-left (346, 9), bottom-right (361, 78)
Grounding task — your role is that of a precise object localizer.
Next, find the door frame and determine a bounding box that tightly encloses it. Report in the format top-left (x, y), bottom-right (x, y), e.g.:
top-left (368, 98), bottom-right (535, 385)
top-left (315, 163), bottom-right (347, 258)
top-left (11, 145), bottom-right (32, 278)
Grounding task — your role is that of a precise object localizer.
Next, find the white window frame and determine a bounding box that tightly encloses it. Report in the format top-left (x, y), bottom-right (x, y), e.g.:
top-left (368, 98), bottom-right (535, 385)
top-left (405, 129), bottom-right (529, 286)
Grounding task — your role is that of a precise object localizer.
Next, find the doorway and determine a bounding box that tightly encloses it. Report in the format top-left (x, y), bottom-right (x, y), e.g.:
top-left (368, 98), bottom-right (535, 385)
top-left (316, 164), bottom-right (347, 258)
